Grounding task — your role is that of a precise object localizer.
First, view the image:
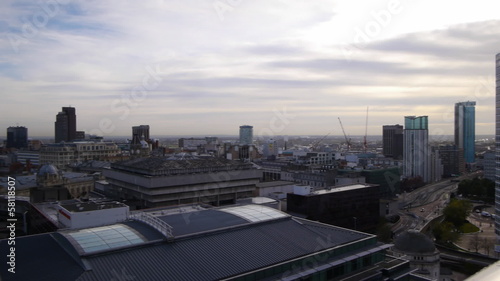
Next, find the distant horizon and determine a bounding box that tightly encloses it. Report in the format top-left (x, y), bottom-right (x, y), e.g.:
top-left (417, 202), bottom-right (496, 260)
top-left (3, 134), bottom-right (494, 141)
top-left (1, 1), bottom-right (498, 136)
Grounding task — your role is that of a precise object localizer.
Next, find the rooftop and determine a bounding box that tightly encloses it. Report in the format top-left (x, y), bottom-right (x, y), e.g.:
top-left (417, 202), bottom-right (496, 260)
top-left (61, 201), bottom-right (128, 212)
top-left (111, 156), bottom-right (256, 176)
top-left (304, 184), bottom-right (375, 196)
top-left (0, 204), bottom-right (377, 281)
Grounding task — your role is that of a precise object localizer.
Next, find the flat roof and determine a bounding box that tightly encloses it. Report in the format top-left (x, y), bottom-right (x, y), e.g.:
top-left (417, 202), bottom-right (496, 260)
top-left (310, 184), bottom-right (374, 195)
top-left (61, 201), bottom-right (128, 212)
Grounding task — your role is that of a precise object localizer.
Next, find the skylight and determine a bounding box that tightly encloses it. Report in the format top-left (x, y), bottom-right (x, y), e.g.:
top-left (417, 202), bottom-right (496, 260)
top-left (64, 224), bottom-right (146, 255)
top-left (219, 205), bottom-right (288, 223)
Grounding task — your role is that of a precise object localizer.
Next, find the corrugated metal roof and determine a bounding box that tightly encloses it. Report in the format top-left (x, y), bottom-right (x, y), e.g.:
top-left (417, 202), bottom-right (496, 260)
top-left (1, 209), bottom-right (373, 281)
top-left (75, 218), bottom-right (369, 281)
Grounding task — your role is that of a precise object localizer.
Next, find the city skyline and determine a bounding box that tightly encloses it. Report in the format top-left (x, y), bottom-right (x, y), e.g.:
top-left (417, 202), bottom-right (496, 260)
top-left (1, 1), bottom-right (498, 137)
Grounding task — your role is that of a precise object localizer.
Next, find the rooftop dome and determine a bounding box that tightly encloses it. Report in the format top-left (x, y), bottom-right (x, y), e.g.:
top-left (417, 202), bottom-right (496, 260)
top-left (38, 164), bottom-right (59, 176)
top-left (394, 230), bottom-right (436, 254)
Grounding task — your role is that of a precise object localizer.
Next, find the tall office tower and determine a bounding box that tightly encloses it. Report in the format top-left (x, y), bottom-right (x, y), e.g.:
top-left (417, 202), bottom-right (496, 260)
top-left (55, 107), bottom-right (77, 143)
top-left (132, 125), bottom-right (150, 143)
top-left (495, 53), bottom-right (500, 254)
top-left (382, 125), bottom-right (404, 159)
top-left (6, 126), bottom-right (28, 149)
top-left (403, 116), bottom-right (430, 183)
top-left (239, 125), bottom-right (253, 145)
top-left (455, 101), bottom-right (476, 164)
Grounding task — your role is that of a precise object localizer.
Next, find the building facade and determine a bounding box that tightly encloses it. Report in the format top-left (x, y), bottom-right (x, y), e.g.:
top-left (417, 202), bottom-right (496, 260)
top-left (102, 156), bottom-right (261, 208)
top-left (40, 141), bottom-right (121, 168)
top-left (6, 126), bottom-right (28, 149)
top-left (382, 124), bottom-right (404, 159)
top-left (455, 101), bottom-right (476, 164)
top-left (287, 183), bottom-right (381, 231)
top-left (495, 53), bottom-right (500, 254)
top-left (55, 107), bottom-right (77, 143)
top-left (438, 144), bottom-right (465, 177)
top-left (239, 125), bottom-right (253, 145)
top-left (403, 116), bottom-right (430, 183)
top-left (262, 138), bottom-right (278, 159)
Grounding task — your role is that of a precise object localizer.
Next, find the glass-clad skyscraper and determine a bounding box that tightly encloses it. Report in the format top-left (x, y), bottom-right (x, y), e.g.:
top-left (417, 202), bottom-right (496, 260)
top-left (455, 101), bottom-right (476, 164)
top-left (239, 125), bottom-right (253, 145)
top-left (403, 116), bottom-right (430, 183)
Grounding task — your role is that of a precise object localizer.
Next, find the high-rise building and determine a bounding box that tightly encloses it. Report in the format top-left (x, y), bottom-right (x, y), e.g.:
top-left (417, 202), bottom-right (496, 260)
top-left (455, 101), bottom-right (476, 164)
top-left (239, 125), bottom-right (253, 145)
top-left (403, 116), bottom-right (430, 183)
top-left (262, 138), bottom-right (278, 158)
top-left (495, 53), bottom-right (500, 254)
top-left (130, 125), bottom-right (151, 157)
top-left (132, 125), bottom-right (150, 143)
top-left (438, 144), bottom-right (465, 177)
top-left (382, 125), bottom-right (403, 159)
top-left (6, 126), bottom-right (28, 149)
top-left (55, 107), bottom-right (77, 143)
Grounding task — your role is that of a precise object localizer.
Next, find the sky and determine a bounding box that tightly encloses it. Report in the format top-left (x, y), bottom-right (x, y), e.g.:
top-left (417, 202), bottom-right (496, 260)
top-left (0, 0), bottom-right (498, 138)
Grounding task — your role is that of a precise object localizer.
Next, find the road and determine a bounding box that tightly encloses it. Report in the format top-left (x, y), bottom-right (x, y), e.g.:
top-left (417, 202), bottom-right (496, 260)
top-left (392, 177), bottom-right (462, 235)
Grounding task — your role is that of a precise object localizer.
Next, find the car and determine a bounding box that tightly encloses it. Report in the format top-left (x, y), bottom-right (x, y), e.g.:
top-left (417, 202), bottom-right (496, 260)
top-left (481, 211), bottom-right (491, 217)
top-left (475, 209), bottom-right (481, 213)
top-left (420, 208), bottom-right (425, 212)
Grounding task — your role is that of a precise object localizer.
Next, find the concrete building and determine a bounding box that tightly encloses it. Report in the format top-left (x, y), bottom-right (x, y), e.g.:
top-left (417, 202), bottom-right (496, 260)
top-left (130, 125), bottom-right (151, 158)
top-left (438, 145), bottom-right (465, 177)
top-left (262, 138), bottom-right (278, 159)
top-left (239, 125), bottom-right (253, 145)
top-left (430, 147), bottom-right (443, 183)
top-left (31, 164), bottom-right (95, 202)
top-left (225, 144), bottom-right (259, 160)
top-left (102, 156), bottom-right (261, 208)
top-left (6, 126), bottom-right (28, 149)
top-left (15, 151), bottom-right (40, 167)
top-left (495, 53), bottom-right (500, 255)
top-left (455, 101), bottom-right (476, 164)
top-left (482, 150), bottom-right (495, 182)
top-left (383, 124), bottom-right (404, 159)
top-left (55, 107), bottom-right (77, 143)
top-left (39, 141), bottom-right (121, 168)
top-left (0, 164), bottom-right (96, 202)
top-left (0, 203), bottom-right (419, 281)
top-left (57, 201), bottom-right (129, 229)
top-left (287, 183), bottom-right (381, 231)
top-left (403, 116), bottom-right (430, 183)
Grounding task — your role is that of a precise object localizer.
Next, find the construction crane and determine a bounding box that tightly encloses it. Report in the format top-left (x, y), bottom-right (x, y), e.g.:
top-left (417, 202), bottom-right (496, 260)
top-left (338, 117), bottom-right (351, 151)
top-left (363, 106), bottom-right (369, 152)
top-left (310, 132), bottom-right (330, 151)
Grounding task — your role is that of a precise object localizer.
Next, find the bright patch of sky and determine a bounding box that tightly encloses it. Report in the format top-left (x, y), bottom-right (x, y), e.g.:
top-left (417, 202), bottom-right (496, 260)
top-left (0, 0), bottom-right (498, 138)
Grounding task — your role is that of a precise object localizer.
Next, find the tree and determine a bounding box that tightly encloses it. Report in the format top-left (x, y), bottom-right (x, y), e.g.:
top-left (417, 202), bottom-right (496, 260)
top-left (433, 221), bottom-right (460, 244)
top-left (479, 238), bottom-right (495, 256)
top-left (443, 199), bottom-right (472, 228)
top-left (468, 233), bottom-right (480, 253)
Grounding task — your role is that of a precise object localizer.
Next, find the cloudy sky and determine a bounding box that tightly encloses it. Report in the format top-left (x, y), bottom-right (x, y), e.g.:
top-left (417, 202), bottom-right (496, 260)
top-left (0, 0), bottom-right (498, 138)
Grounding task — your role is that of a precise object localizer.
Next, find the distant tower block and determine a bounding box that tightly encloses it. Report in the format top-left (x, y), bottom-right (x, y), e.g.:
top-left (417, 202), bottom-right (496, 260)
top-left (239, 125), bottom-right (253, 145)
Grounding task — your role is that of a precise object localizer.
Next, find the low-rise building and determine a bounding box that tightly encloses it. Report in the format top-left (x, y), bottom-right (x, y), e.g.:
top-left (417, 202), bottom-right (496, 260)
top-left (102, 155), bottom-right (261, 208)
top-left (0, 203), bottom-right (417, 281)
top-left (39, 141), bottom-right (121, 168)
top-left (287, 183), bottom-right (381, 231)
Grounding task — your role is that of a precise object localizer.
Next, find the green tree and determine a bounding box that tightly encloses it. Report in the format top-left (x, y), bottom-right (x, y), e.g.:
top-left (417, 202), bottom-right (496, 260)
top-left (433, 221), bottom-right (460, 244)
top-left (443, 199), bottom-right (472, 228)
